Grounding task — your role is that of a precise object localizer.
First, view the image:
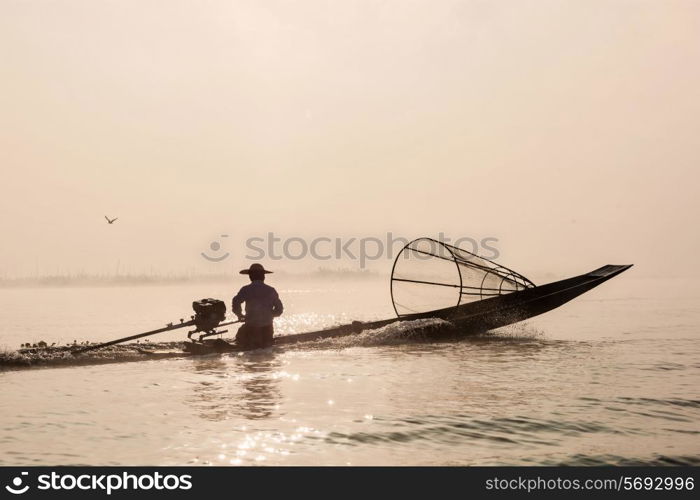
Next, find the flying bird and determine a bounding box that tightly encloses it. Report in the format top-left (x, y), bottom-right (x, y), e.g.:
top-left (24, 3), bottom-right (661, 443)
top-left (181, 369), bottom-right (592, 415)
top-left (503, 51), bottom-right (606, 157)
top-left (105, 216), bottom-right (118, 224)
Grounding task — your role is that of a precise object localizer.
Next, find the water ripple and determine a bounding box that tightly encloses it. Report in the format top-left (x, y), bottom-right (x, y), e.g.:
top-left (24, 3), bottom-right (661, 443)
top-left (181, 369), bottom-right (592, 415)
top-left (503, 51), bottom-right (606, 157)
top-left (323, 414), bottom-right (634, 448)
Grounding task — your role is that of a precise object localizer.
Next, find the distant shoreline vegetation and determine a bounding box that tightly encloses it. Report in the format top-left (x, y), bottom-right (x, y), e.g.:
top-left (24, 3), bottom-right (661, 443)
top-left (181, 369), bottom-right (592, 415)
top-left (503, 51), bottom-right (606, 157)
top-left (0, 267), bottom-right (383, 288)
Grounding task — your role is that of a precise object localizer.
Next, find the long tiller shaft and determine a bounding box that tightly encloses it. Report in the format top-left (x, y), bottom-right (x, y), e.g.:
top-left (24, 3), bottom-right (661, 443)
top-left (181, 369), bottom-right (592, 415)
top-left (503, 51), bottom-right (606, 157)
top-left (71, 320), bottom-right (196, 354)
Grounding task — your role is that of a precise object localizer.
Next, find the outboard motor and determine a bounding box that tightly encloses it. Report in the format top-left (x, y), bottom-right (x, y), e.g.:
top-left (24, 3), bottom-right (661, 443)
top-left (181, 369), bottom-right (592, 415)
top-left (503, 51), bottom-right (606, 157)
top-left (192, 298), bottom-right (227, 333)
top-left (72, 297), bottom-right (238, 355)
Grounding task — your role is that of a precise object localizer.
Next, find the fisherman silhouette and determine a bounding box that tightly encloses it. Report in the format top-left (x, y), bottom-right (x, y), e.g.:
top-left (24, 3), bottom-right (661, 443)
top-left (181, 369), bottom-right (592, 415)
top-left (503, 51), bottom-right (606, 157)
top-left (232, 263), bottom-right (283, 349)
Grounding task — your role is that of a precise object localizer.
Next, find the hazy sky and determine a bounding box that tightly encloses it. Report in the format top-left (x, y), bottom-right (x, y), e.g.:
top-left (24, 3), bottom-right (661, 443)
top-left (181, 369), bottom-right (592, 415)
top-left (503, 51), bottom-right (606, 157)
top-left (1, 0), bottom-right (698, 278)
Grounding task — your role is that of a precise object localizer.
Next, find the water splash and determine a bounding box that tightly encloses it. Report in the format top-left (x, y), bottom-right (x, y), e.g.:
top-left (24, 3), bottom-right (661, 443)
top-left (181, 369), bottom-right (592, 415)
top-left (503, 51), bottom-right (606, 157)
top-left (294, 318), bottom-right (455, 350)
top-left (0, 341), bottom-right (191, 369)
top-left (478, 322), bottom-right (547, 340)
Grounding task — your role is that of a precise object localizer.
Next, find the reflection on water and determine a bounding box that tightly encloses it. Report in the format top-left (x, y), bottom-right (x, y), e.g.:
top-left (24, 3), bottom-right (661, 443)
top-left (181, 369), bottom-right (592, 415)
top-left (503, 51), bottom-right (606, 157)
top-left (1, 333), bottom-right (699, 466)
top-left (234, 353), bottom-right (283, 421)
top-left (1, 277), bottom-right (699, 465)
top-left (187, 353), bottom-right (282, 422)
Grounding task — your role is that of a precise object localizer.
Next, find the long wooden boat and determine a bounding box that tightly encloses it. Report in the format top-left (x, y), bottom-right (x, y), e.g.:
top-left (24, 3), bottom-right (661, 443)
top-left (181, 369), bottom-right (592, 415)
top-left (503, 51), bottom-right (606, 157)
top-left (1, 263), bottom-right (631, 370)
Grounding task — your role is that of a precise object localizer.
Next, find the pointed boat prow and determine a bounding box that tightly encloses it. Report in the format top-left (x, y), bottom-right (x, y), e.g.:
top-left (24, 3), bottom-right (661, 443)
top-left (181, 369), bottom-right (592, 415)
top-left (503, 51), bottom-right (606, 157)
top-left (587, 264), bottom-right (633, 279)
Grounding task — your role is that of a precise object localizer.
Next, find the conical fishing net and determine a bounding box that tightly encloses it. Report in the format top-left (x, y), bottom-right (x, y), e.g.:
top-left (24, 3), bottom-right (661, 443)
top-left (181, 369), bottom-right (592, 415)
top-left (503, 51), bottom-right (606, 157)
top-left (390, 238), bottom-right (534, 317)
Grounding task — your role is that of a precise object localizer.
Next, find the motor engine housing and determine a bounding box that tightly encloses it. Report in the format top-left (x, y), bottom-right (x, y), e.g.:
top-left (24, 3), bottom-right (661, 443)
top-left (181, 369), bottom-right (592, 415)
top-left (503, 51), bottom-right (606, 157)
top-left (192, 298), bottom-right (227, 332)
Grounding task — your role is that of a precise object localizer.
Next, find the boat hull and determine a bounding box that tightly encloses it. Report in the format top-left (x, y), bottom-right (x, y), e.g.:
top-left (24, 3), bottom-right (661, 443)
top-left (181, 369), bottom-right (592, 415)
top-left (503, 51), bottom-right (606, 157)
top-left (411, 264), bottom-right (633, 333)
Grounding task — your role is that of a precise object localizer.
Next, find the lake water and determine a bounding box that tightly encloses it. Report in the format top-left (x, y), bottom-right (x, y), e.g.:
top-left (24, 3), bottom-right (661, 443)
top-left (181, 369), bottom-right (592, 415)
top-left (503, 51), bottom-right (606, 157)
top-left (0, 274), bottom-right (699, 465)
